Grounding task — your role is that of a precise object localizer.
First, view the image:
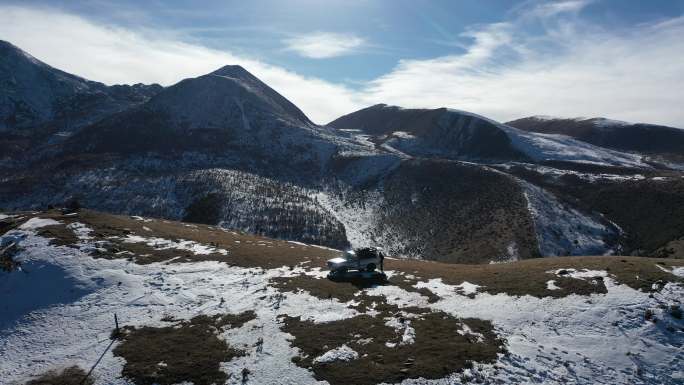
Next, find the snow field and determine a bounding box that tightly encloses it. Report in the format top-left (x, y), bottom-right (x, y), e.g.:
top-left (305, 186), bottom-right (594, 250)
top-left (387, 272), bottom-right (683, 384)
top-left (1, 221), bottom-right (682, 384)
top-left (0, 227), bottom-right (353, 384)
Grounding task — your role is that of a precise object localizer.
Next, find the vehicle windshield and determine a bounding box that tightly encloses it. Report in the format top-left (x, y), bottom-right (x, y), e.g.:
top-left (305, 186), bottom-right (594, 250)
top-left (345, 251), bottom-right (356, 261)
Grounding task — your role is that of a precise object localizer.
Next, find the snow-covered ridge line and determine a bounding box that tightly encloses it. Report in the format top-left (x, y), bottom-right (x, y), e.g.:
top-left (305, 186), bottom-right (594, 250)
top-left (439, 108), bottom-right (648, 168)
top-left (525, 115), bottom-right (632, 126)
top-left (500, 125), bottom-right (647, 168)
top-left (497, 162), bottom-right (647, 182)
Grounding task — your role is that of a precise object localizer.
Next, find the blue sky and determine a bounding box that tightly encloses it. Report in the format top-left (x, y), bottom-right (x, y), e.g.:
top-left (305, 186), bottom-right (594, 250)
top-left (1, 0), bottom-right (684, 126)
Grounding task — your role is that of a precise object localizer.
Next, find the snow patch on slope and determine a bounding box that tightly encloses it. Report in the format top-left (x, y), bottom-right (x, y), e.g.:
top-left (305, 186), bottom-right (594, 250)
top-left (501, 125), bottom-right (647, 168)
top-left (546, 280), bottom-right (561, 290)
top-left (19, 217), bottom-right (61, 230)
top-left (520, 181), bottom-right (617, 256)
top-left (66, 222), bottom-right (94, 241)
top-left (315, 185), bottom-right (425, 257)
top-left (388, 275), bottom-right (684, 385)
top-left (313, 344), bottom-right (359, 363)
top-left (121, 234), bottom-right (229, 256)
top-left (0, 229), bottom-right (355, 385)
top-left (656, 264), bottom-right (684, 278)
top-left (499, 163), bottom-right (647, 183)
top-left (314, 191), bottom-right (380, 249)
top-left (590, 117), bottom-right (631, 128)
top-left (528, 115), bottom-right (568, 121)
top-left (384, 317), bottom-right (416, 346)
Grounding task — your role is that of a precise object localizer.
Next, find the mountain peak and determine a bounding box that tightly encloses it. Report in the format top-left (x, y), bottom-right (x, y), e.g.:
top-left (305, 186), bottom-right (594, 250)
top-left (143, 63), bottom-right (313, 127)
top-left (210, 65), bottom-right (255, 80)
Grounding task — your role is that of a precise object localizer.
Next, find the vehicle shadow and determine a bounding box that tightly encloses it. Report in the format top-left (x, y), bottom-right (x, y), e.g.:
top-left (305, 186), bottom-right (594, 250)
top-left (326, 270), bottom-right (388, 289)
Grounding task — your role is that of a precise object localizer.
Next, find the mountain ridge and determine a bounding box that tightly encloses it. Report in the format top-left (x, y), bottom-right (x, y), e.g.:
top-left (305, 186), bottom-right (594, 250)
top-left (0, 40), bottom-right (162, 132)
top-left (2, 40), bottom-right (684, 262)
top-left (507, 115), bottom-right (684, 164)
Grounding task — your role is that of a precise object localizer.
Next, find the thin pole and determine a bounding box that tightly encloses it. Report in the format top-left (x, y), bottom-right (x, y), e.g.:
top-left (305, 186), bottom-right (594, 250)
top-left (114, 313), bottom-right (119, 335)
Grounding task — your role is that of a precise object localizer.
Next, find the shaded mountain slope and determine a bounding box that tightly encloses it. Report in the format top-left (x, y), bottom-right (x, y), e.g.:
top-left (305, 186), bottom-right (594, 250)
top-left (65, 65), bottom-right (368, 175)
top-left (0, 40), bottom-right (160, 134)
top-left (504, 163), bottom-right (684, 258)
top-left (0, 40), bottom-right (161, 161)
top-left (328, 104), bottom-right (527, 161)
top-left (329, 104), bottom-right (649, 168)
top-left (320, 159), bottom-right (540, 263)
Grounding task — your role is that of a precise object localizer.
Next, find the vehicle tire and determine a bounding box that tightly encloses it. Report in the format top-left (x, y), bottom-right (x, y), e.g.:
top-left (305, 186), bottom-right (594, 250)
top-left (366, 263), bottom-right (376, 272)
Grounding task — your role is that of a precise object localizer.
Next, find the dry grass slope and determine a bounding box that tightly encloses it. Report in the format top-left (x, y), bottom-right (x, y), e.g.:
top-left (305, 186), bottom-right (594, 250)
top-left (9, 209), bottom-right (684, 298)
top-left (113, 312), bottom-right (256, 385)
top-left (282, 307), bottom-right (505, 385)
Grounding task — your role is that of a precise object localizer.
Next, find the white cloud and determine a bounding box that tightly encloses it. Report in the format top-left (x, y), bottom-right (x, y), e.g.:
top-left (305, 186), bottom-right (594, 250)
top-left (283, 32), bottom-right (365, 59)
top-left (362, 6), bottom-right (684, 127)
top-left (523, 0), bottom-right (592, 18)
top-left (1, 3), bottom-right (683, 127)
top-left (0, 5), bottom-right (364, 123)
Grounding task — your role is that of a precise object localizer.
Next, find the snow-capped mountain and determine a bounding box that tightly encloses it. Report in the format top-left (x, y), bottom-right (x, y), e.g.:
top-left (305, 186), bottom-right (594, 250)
top-left (64, 64), bottom-right (372, 174)
top-left (0, 40), bottom-right (161, 161)
top-left (0, 40), bottom-right (161, 132)
top-left (2, 41), bottom-right (684, 263)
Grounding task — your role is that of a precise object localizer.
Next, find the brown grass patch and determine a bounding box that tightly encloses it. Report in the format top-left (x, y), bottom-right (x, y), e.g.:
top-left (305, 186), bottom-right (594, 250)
top-left (113, 311), bottom-right (255, 385)
top-left (37, 224), bottom-right (79, 248)
top-left (267, 256), bottom-right (681, 302)
top-left (387, 256), bottom-right (682, 297)
top-left (163, 311), bottom-right (257, 330)
top-left (271, 273), bottom-right (441, 306)
top-left (271, 274), bottom-right (362, 303)
top-left (0, 216), bottom-right (22, 235)
top-left (275, 271), bottom-right (503, 385)
top-left (24, 366), bottom-right (93, 385)
top-left (282, 311), bottom-right (505, 385)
